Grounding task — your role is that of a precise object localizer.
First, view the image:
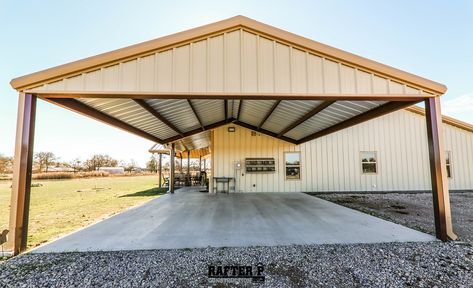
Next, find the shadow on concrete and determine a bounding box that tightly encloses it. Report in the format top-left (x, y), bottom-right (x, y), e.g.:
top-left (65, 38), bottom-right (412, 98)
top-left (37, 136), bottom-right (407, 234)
top-left (119, 187), bottom-right (167, 198)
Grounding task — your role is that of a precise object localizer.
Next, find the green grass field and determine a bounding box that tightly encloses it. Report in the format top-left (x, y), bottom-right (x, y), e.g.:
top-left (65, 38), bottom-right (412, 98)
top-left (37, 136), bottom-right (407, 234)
top-left (0, 175), bottom-right (165, 250)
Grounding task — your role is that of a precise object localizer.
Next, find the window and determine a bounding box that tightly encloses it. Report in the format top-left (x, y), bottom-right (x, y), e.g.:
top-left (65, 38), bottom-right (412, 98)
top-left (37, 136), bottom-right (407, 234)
top-left (361, 151), bottom-right (377, 174)
top-left (285, 152), bottom-right (301, 180)
top-left (446, 151), bottom-right (452, 178)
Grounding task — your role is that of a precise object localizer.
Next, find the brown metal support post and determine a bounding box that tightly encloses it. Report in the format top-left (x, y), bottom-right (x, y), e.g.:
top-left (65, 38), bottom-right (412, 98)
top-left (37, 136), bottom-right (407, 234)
top-left (7, 93), bottom-right (37, 255)
top-left (425, 97), bottom-right (457, 241)
top-left (169, 144), bottom-right (175, 193)
top-left (186, 151), bottom-right (191, 186)
top-left (158, 153), bottom-right (162, 188)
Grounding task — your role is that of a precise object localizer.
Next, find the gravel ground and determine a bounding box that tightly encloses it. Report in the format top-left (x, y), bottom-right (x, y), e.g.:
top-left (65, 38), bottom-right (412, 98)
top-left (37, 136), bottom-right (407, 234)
top-left (312, 192), bottom-right (473, 242)
top-left (0, 242), bottom-right (473, 287)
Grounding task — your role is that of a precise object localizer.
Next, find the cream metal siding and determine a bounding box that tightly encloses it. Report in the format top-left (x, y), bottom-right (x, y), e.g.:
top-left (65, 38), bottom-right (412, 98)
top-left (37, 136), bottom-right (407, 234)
top-left (32, 29), bottom-right (429, 96)
top-left (212, 110), bottom-right (473, 192)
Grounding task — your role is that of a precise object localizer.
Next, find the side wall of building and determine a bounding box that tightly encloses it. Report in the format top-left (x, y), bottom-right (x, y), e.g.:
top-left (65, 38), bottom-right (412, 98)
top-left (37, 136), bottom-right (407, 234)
top-left (212, 110), bottom-right (473, 192)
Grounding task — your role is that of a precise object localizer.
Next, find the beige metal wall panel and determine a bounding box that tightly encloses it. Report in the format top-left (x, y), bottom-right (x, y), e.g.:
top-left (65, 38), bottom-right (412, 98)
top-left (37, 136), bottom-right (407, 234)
top-left (173, 45), bottom-right (190, 92)
top-left (291, 49), bottom-right (307, 93)
top-left (65, 75), bottom-right (84, 90)
top-left (208, 35), bottom-right (224, 92)
top-left (372, 75), bottom-right (388, 94)
top-left (389, 80), bottom-right (404, 94)
top-left (241, 31), bottom-right (258, 92)
top-left (213, 110), bottom-right (473, 192)
top-left (191, 40), bottom-right (207, 92)
top-left (121, 60), bottom-right (137, 91)
top-left (355, 70), bottom-right (372, 94)
top-left (103, 64), bottom-right (120, 91)
top-left (156, 50), bottom-right (173, 92)
top-left (274, 43), bottom-right (291, 93)
top-left (79, 98), bottom-right (177, 139)
top-left (32, 28), bottom-right (427, 96)
top-left (340, 65), bottom-right (356, 93)
top-left (323, 59), bottom-right (340, 93)
top-left (257, 36), bottom-right (275, 92)
top-left (138, 55), bottom-right (155, 91)
top-left (225, 30), bottom-right (241, 92)
top-left (84, 70), bottom-right (102, 91)
top-left (307, 54), bottom-right (324, 93)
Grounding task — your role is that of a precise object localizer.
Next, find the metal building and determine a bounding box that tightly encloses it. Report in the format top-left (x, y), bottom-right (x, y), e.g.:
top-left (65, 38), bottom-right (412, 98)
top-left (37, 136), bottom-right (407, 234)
top-left (7, 16), bottom-right (463, 254)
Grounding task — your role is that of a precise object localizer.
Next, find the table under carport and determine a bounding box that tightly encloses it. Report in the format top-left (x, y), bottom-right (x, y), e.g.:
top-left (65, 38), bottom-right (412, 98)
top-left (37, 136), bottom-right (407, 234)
top-left (6, 16), bottom-right (456, 255)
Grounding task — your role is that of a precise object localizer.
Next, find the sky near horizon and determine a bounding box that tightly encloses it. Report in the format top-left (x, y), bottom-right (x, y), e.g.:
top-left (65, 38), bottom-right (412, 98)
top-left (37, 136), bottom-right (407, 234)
top-left (1, 1), bottom-right (472, 166)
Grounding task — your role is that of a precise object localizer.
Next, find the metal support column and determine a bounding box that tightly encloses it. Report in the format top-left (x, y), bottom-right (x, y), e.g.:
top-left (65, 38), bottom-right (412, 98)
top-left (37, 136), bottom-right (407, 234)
top-left (425, 97), bottom-right (457, 241)
top-left (169, 144), bottom-right (175, 193)
top-left (186, 151), bottom-right (191, 186)
top-left (158, 153), bottom-right (162, 188)
top-left (8, 93), bottom-right (37, 255)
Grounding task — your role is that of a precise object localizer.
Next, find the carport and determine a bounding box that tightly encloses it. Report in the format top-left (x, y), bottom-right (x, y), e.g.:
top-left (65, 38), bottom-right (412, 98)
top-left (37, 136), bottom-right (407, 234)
top-left (7, 16), bottom-right (455, 255)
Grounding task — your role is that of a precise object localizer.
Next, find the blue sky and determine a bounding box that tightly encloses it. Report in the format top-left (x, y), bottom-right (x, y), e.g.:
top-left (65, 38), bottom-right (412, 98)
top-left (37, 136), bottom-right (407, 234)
top-left (1, 0), bottom-right (472, 166)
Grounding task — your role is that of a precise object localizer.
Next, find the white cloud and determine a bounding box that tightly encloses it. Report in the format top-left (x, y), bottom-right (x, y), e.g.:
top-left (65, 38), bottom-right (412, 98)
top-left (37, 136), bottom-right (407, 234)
top-left (442, 92), bottom-right (473, 115)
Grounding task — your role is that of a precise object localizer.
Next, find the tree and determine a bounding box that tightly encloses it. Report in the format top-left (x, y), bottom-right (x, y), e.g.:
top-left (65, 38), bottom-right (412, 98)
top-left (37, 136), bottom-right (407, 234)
top-left (34, 152), bottom-right (57, 172)
top-left (146, 155), bottom-right (158, 173)
top-left (0, 155), bottom-right (13, 174)
top-left (70, 158), bottom-right (82, 173)
top-left (124, 159), bottom-right (138, 173)
top-left (84, 154), bottom-right (118, 171)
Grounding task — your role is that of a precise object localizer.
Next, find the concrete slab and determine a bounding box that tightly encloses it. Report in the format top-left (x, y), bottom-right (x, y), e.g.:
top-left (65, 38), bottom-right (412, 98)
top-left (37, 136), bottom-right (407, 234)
top-left (32, 188), bottom-right (435, 253)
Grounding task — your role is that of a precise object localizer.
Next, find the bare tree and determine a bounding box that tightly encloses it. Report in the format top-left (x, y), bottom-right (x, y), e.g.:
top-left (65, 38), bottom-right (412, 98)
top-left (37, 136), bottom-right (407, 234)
top-left (70, 158), bottom-right (82, 173)
top-left (124, 159), bottom-right (138, 172)
top-left (34, 152), bottom-right (57, 172)
top-left (0, 155), bottom-right (13, 174)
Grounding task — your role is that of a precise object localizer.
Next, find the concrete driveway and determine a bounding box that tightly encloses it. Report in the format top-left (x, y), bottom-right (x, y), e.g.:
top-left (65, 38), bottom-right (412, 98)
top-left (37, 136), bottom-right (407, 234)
top-left (32, 188), bottom-right (435, 253)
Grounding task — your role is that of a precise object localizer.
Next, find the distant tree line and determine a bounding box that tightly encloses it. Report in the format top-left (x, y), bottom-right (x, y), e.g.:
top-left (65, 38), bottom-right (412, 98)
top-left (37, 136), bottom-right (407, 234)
top-left (0, 152), bottom-right (142, 174)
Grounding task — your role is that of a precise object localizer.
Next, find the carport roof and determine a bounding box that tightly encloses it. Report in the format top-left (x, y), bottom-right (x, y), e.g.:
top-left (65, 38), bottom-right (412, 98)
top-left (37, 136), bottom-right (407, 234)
top-left (10, 16), bottom-right (447, 146)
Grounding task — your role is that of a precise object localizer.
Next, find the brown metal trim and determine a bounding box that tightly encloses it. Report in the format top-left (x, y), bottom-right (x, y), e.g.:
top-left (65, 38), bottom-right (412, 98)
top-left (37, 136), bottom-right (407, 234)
top-left (236, 100), bottom-right (243, 121)
top-left (234, 120), bottom-right (297, 144)
top-left (297, 100), bottom-right (419, 144)
top-left (34, 91), bottom-right (431, 101)
top-left (187, 99), bottom-right (204, 130)
top-left (224, 99), bottom-right (228, 121)
top-left (45, 98), bottom-right (163, 143)
top-left (134, 99), bottom-right (184, 137)
top-left (169, 143), bottom-right (175, 193)
top-left (258, 100), bottom-right (281, 130)
top-left (425, 97), bottom-right (457, 241)
top-left (8, 93), bottom-right (36, 255)
top-left (163, 119), bottom-right (230, 143)
top-left (277, 100), bottom-right (335, 137)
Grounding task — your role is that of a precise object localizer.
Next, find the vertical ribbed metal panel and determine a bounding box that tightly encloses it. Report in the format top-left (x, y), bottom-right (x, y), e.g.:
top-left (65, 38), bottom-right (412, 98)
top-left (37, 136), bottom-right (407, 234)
top-left (35, 29), bottom-right (426, 97)
top-left (213, 109), bottom-right (473, 192)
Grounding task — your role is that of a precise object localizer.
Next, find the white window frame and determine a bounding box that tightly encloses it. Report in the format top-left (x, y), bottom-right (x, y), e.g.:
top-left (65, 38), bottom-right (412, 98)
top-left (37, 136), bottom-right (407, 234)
top-left (284, 151), bottom-right (301, 180)
top-left (360, 151), bottom-right (378, 174)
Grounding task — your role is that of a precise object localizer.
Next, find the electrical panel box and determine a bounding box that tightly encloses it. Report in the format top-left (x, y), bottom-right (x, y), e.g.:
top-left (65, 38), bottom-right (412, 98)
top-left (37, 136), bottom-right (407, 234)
top-left (245, 158), bottom-right (276, 173)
